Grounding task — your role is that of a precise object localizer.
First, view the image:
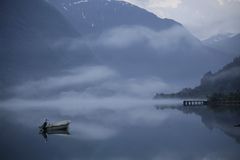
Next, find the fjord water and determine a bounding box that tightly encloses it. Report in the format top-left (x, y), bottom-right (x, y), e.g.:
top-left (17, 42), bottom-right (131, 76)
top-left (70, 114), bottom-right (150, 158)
top-left (0, 99), bottom-right (240, 160)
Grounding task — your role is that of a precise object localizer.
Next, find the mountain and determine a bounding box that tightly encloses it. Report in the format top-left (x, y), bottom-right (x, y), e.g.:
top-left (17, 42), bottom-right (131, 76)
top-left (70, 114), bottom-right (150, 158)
top-left (203, 33), bottom-right (240, 57)
top-left (48, 0), bottom-right (229, 86)
top-left (48, 0), bottom-right (180, 35)
top-left (0, 0), bottom-right (95, 97)
top-left (154, 56), bottom-right (240, 98)
top-left (203, 33), bottom-right (235, 45)
top-left (198, 56), bottom-right (240, 93)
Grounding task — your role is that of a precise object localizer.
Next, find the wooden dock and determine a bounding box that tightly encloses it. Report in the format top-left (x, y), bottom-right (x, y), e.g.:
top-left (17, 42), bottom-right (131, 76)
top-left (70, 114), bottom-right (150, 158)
top-left (183, 100), bottom-right (208, 106)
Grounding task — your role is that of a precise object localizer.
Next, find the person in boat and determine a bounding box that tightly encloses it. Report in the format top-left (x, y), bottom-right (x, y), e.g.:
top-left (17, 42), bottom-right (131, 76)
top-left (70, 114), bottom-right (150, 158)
top-left (41, 118), bottom-right (48, 131)
top-left (39, 119), bottom-right (49, 142)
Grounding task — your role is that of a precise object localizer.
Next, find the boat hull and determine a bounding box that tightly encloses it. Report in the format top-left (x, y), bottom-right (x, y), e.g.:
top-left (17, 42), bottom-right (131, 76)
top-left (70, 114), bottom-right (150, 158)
top-left (39, 120), bottom-right (71, 133)
top-left (46, 123), bottom-right (70, 131)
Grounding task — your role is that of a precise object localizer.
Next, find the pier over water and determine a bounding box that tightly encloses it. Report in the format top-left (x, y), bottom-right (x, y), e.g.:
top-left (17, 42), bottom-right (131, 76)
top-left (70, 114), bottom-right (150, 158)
top-left (183, 100), bottom-right (208, 106)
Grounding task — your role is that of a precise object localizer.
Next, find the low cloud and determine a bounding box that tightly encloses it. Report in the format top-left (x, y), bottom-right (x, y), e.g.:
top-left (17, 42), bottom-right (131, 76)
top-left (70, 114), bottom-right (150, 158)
top-left (10, 65), bottom-right (171, 99)
top-left (58, 25), bottom-right (192, 51)
top-left (95, 26), bottom-right (189, 50)
top-left (12, 66), bottom-right (117, 98)
top-left (208, 66), bottom-right (240, 81)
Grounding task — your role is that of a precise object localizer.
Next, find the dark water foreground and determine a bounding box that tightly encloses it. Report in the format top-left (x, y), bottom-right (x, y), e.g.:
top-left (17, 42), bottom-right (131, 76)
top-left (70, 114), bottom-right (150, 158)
top-left (0, 101), bottom-right (240, 160)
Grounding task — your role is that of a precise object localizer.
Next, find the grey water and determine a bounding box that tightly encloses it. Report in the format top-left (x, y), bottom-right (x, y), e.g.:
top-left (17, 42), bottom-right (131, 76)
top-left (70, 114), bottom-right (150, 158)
top-left (0, 100), bottom-right (240, 160)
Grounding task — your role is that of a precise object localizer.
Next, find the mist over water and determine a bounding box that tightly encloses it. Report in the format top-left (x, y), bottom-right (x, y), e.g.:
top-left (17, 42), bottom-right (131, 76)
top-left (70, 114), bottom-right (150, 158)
top-left (1, 98), bottom-right (240, 160)
top-left (1, 74), bottom-right (240, 160)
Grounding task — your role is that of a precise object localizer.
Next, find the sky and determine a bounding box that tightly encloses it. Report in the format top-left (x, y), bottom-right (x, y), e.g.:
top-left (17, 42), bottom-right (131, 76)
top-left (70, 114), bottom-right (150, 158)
top-left (122, 0), bottom-right (240, 39)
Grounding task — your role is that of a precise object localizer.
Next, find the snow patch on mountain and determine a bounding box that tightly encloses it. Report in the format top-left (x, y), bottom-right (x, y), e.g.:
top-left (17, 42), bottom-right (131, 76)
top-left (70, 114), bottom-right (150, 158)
top-left (73, 0), bottom-right (88, 5)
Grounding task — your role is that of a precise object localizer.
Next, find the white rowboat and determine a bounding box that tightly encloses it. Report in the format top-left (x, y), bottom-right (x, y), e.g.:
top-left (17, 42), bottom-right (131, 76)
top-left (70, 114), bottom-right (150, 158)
top-left (39, 120), bottom-right (71, 131)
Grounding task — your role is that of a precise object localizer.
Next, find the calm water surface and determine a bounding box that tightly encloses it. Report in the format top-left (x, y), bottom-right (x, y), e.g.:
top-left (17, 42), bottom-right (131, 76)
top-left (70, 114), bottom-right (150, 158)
top-left (0, 100), bottom-right (240, 160)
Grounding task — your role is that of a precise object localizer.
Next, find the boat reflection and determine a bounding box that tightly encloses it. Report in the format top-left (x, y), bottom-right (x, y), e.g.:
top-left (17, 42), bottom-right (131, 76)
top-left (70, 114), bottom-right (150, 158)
top-left (39, 129), bottom-right (70, 142)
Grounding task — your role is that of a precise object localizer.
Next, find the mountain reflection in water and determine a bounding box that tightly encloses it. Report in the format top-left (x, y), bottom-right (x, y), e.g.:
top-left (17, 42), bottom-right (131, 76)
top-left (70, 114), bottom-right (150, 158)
top-left (0, 102), bottom-right (240, 160)
top-left (156, 105), bottom-right (240, 144)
